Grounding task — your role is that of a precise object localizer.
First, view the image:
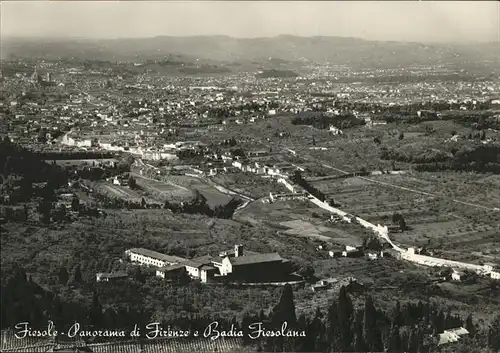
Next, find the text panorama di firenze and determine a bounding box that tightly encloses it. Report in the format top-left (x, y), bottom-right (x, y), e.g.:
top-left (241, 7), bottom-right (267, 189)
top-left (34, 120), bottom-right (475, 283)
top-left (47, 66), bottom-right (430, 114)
top-left (14, 321), bottom-right (306, 340)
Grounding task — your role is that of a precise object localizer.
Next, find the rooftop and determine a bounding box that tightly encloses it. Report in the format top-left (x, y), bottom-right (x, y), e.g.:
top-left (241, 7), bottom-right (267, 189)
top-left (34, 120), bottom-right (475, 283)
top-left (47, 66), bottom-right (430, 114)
top-left (126, 248), bottom-right (187, 263)
top-left (183, 255), bottom-right (214, 268)
top-left (230, 253), bottom-right (283, 266)
top-left (96, 271), bottom-right (128, 279)
top-left (438, 327), bottom-right (469, 346)
top-left (157, 263), bottom-right (187, 272)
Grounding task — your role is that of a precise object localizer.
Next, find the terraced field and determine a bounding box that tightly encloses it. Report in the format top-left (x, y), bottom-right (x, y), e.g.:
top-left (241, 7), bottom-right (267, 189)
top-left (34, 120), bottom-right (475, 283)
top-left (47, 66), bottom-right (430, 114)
top-left (90, 181), bottom-right (159, 204)
top-left (166, 176), bottom-right (233, 208)
top-left (306, 170), bottom-right (500, 267)
top-left (211, 172), bottom-right (288, 199)
top-left (237, 198), bottom-right (366, 250)
top-left (131, 173), bottom-right (194, 203)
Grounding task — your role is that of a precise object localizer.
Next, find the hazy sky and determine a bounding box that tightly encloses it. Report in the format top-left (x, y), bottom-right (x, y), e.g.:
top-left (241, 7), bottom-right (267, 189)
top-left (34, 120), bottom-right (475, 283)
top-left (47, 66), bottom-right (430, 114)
top-left (2, 1), bottom-right (499, 43)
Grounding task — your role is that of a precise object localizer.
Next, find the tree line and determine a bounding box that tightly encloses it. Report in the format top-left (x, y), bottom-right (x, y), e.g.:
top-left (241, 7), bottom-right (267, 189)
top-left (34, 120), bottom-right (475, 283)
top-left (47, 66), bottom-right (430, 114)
top-left (380, 144), bottom-right (500, 174)
top-left (2, 265), bottom-right (500, 352)
top-left (1, 138), bottom-right (68, 186)
top-left (291, 112), bottom-right (366, 130)
top-left (163, 190), bottom-right (243, 219)
top-left (89, 187), bottom-right (242, 220)
top-left (290, 170), bottom-right (327, 202)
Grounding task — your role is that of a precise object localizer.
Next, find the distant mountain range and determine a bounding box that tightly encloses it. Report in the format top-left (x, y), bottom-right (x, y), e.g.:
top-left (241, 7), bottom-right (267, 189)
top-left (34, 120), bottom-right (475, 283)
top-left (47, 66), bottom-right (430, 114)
top-left (2, 35), bottom-right (499, 70)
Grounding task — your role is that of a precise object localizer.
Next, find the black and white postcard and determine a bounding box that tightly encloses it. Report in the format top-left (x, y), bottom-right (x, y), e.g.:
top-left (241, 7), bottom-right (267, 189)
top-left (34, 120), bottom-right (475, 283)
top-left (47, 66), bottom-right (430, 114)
top-left (1, 1), bottom-right (499, 352)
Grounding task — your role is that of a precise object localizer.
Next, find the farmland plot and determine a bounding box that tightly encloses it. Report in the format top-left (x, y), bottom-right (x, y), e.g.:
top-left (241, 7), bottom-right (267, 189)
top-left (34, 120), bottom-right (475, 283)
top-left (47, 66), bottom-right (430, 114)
top-left (91, 181), bottom-right (157, 203)
top-left (165, 175), bottom-right (232, 208)
top-left (211, 172), bottom-right (288, 199)
top-left (239, 199), bottom-right (365, 247)
top-left (132, 173), bottom-right (194, 202)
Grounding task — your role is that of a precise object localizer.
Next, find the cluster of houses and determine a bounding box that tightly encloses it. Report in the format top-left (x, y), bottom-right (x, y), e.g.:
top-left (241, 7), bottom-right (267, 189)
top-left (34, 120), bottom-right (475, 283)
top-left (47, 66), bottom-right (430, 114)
top-left (450, 264), bottom-right (500, 282)
top-left (401, 247), bottom-right (500, 282)
top-left (122, 244), bottom-right (293, 283)
top-left (54, 193), bottom-right (78, 209)
top-left (108, 174), bottom-right (130, 187)
top-left (202, 148), bottom-right (302, 180)
top-left (317, 242), bottom-right (396, 261)
top-left (310, 276), bottom-right (365, 293)
top-left (329, 125), bottom-right (343, 135)
top-left (438, 327), bottom-right (469, 346)
top-left (60, 133), bottom-right (204, 161)
top-left (266, 191), bottom-right (308, 203)
top-left (96, 271), bottom-right (128, 282)
top-left (230, 159), bottom-right (298, 178)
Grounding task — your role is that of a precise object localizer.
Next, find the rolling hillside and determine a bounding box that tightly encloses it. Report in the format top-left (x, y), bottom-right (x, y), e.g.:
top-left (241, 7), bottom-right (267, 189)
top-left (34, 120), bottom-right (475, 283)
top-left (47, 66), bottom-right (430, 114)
top-left (2, 35), bottom-right (498, 70)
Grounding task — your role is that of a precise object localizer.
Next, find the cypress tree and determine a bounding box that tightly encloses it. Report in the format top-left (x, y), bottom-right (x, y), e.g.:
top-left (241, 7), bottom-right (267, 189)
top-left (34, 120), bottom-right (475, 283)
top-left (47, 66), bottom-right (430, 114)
top-left (353, 330), bottom-right (367, 352)
top-left (433, 309), bottom-right (445, 334)
top-left (451, 314), bottom-right (462, 329)
top-left (422, 301), bottom-right (430, 326)
top-left (400, 330), bottom-right (409, 352)
top-left (295, 314), bottom-right (308, 352)
top-left (307, 309), bottom-right (324, 352)
top-left (337, 286), bottom-right (353, 351)
top-left (402, 302), bottom-right (414, 326)
top-left (393, 300), bottom-right (403, 326)
top-left (67, 265), bottom-right (83, 286)
top-left (416, 300), bottom-right (424, 320)
top-left (271, 283), bottom-right (297, 326)
top-left (387, 324), bottom-right (402, 352)
top-left (338, 286), bottom-right (353, 319)
top-left (57, 266), bottom-right (69, 285)
top-left (488, 314), bottom-right (500, 351)
top-left (363, 295), bottom-right (383, 352)
top-left (259, 309), bottom-right (267, 322)
top-left (407, 327), bottom-right (420, 353)
top-left (465, 314), bottom-right (476, 337)
top-left (89, 291), bottom-right (103, 328)
top-left (326, 297), bottom-right (339, 352)
top-left (304, 319), bottom-right (317, 352)
top-left (103, 307), bottom-right (117, 329)
top-left (270, 284), bottom-right (297, 352)
top-left (241, 313), bottom-right (253, 345)
top-left (74, 266), bottom-right (83, 283)
top-left (353, 310), bottom-right (367, 352)
top-left (444, 311), bottom-right (452, 330)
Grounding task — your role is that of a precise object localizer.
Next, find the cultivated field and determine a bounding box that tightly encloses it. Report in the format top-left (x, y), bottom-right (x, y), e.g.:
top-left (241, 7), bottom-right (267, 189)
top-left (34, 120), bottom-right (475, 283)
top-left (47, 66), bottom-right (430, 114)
top-left (237, 199), bottom-right (367, 250)
top-left (306, 170), bottom-right (500, 267)
top-left (211, 172), bottom-right (288, 199)
top-left (91, 181), bottom-right (157, 203)
top-left (166, 175), bottom-right (233, 207)
top-left (131, 173), bottom-right (195, 203)
top-left (128, 173), bottom-right (233, 207)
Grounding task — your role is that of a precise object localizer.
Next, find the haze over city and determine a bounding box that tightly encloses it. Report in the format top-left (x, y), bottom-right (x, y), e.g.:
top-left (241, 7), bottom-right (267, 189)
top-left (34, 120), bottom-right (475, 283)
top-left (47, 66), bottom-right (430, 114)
top-left (2, 1), bottom-right (499, 43)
